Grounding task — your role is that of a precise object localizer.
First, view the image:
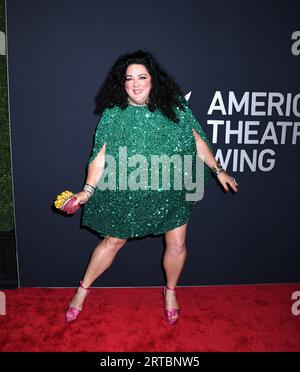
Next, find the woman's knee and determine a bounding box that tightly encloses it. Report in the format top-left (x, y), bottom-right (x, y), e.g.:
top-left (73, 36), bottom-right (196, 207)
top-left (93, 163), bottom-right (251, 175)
top-left (166, 240), bottom-right (186, 255)
top-left (105, 236), bottom-right (127, 251)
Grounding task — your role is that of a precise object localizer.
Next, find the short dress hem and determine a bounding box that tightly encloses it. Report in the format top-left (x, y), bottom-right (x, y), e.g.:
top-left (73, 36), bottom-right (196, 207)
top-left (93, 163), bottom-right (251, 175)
top-left (81, 217), bottom-right (190, 239)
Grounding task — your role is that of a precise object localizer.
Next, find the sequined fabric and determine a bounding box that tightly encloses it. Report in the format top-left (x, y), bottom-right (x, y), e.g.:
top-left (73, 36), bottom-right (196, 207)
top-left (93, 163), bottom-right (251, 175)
top-left (81, 103), bottom-right (213, 238)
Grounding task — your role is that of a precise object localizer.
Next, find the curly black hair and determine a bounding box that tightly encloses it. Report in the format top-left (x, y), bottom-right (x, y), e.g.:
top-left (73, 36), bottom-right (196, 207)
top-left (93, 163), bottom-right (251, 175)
top-left (94, 49), bottom-right (187, 123)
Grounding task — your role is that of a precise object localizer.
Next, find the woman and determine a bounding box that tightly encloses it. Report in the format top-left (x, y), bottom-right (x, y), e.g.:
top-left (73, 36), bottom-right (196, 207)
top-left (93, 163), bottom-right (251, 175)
top-left (65, 50), bottom-right (238, 325)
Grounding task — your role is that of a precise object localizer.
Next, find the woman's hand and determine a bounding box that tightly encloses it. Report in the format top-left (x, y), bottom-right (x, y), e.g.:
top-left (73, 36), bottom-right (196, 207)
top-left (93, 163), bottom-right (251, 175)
top-left (217, 171), bottom-right (238, 193)
top-left (73, 191), bottom-right (90, 206)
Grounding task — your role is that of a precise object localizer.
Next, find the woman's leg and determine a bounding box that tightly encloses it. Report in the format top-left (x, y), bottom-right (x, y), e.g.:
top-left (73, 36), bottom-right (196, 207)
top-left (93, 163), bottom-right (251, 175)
top-left (69, 236), bottom-right (127, 310)
top-left (163, 223), bottom-right (187, 312)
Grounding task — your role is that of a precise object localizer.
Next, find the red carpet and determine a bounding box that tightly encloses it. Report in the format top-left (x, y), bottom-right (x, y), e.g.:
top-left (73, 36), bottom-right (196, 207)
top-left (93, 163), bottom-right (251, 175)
top-left (0, 284), bottom-right (299, 352)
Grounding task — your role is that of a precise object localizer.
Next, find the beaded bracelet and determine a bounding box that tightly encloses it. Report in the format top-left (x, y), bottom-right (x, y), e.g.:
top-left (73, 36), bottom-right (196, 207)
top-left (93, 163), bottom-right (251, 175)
top-left (211, 162), bottom-right (224, 176)
top-left (85, 183), bottom-right (96, 190)
top-left (83, 183), bottom-right (95, 197)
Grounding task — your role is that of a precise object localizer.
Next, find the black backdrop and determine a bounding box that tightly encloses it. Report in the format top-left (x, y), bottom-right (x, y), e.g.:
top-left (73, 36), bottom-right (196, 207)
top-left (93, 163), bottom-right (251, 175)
top-left (6, 0), bottom-right (300, 287)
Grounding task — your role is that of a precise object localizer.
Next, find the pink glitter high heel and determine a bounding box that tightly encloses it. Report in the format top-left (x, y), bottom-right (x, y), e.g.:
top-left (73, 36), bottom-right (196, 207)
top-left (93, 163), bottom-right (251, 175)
top-left (163, 285), bottom-right (180, 325)
top-left (65, 281), bottom-right (89, 324)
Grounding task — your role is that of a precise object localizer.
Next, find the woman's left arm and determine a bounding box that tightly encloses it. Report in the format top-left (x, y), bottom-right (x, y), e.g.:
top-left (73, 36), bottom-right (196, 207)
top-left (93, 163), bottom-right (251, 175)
top-left (192, 128), bottom-right (238, 193)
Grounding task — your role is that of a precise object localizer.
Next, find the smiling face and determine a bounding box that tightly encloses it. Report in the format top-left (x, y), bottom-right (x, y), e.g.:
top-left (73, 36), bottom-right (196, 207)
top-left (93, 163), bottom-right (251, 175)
top-left (125, 64), bottom-right (152, 106)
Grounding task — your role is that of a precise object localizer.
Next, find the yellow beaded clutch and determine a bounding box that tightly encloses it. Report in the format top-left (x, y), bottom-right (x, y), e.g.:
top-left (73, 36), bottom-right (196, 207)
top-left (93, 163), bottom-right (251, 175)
top-left (54, 190), bottom-right (80, 214)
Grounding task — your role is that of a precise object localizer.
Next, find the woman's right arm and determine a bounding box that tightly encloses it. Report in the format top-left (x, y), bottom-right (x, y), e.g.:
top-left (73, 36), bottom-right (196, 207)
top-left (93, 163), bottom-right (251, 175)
top-left (73, 108), bottom-right (112, 205)
top-left (73, 143), bottom-right (106, 206)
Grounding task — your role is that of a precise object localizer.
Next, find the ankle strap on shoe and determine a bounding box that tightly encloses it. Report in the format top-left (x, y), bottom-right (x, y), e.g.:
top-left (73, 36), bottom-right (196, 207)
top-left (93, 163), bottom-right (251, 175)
top-left (79, 281), bottom-right (89, 290)
top-left (165, 285), bottom-right (176, 291)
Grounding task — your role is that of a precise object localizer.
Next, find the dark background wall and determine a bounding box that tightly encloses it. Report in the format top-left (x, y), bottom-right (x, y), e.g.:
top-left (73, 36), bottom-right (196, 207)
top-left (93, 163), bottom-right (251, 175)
top-left (6, 0), bottom-right (300, 287)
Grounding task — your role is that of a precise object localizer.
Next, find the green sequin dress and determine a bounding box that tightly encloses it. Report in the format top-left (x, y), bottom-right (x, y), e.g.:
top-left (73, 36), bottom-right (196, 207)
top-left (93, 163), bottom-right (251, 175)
top-left (81, 103), bottom-right (213, 238)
